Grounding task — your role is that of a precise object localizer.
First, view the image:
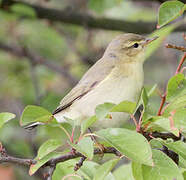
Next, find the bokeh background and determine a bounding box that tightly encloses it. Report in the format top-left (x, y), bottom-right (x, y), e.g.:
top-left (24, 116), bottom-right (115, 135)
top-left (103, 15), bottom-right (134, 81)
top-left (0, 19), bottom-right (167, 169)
top-left (0, 0), bottom-right (185, 179)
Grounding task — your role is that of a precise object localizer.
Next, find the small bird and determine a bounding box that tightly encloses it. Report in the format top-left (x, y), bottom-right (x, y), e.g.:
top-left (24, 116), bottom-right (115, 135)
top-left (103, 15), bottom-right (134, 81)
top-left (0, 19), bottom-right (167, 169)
top-left (52, 33), bottom-right (158, 129)
top-left (25, 33), bottom-right (158, 130)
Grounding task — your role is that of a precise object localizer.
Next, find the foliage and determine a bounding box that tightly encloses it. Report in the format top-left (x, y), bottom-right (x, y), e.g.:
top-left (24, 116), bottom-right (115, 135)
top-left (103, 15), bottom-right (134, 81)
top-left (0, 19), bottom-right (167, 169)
top-left (158, 0), bottom-right (185, 28)
top-left (0, 0), bottom-right (185, 180)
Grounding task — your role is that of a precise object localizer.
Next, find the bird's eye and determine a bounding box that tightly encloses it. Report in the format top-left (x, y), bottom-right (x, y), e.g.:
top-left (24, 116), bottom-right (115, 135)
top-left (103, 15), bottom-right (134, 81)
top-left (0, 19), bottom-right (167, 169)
top-left (133, 43), bottom-right (139, 48)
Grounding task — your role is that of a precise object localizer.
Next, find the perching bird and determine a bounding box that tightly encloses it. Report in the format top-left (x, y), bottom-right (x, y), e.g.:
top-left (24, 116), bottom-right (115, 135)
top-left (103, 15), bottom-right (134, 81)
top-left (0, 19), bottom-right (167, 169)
top-left (26, 33), bottom-right (158, 130)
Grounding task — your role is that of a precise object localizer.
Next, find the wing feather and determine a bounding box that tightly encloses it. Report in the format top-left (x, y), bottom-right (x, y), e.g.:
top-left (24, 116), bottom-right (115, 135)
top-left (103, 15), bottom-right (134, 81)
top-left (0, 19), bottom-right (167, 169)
top-left (53, 58), bottom-right (115, 115)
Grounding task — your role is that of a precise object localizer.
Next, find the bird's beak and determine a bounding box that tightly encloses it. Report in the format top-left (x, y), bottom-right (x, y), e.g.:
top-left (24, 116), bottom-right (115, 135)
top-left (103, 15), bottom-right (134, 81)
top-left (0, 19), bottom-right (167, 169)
top-left (142, 36), bottom-right (159, 47)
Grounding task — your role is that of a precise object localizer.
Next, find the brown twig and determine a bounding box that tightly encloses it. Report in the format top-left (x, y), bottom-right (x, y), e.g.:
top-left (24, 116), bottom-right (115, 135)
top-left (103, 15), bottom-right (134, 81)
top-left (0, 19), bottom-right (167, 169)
top-left (74, 156), bottom-right (86, 171)
top-left (45, 162), bottom-right (56, 180)
top-left (142, 131), bottom-right (184, 141)
top-left (166, 44), bottom-right (186, 52)
top-left (157, 93), bottom-right (166, 116)
top-left (175, 52), bottom-right (186, 74)
top-left (180, 66), bottom-right (186, 73)
top-left (160, 146), bottom-right (179, 165)
top-left (0, 156), bottom-right (35, 166)
top-left (0, 145), bottom-right (36, 166)
top-left (46, 147), bottom-right (121, 167)
top-left (157, 45), bottom-right (186, 116)
top-left (0, 143), bottom-right (121, 175)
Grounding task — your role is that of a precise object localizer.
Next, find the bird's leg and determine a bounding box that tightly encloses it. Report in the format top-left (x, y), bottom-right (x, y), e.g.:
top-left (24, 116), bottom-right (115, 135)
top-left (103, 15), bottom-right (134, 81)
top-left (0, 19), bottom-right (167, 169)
top-left (88, 128), bottom-right (105, 153)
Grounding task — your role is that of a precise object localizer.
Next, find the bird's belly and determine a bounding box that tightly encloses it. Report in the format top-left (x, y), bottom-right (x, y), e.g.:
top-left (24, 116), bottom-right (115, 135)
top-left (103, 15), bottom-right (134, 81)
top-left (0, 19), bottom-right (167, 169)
top-left (61, 75), bottom-right (143, 128)
top-left (76, 77), bottom-right (141, 112)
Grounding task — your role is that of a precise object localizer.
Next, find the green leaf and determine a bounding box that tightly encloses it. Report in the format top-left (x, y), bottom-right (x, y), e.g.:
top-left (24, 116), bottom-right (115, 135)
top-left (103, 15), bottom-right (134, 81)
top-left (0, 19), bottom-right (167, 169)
top-left (104, 173), bottom-right (115, 180)
top-left (131, 162), bottom-right (143, 180)
top-left (11, 3), bottom-right (36, 18)
top-left (179, 155), bottom-right (186, 169)
top-left (144, 116), bottom-right (170, 131)
top-left (29, 151), bottom-right (62, 176)
top-left (173, 108), bottom-right (186, 131)
top-left (144, 116), bottom-right (179, 136)
top-left (0, 112), bottom-right (16, 128)
top-left (20, 105), bottom-right (51, 126)
top-left (150, 139), bottom-right (163, 149)
top-left (93, 159), bottom-right (119, 180)
top-left (141, 88), bottom-right (148, 110)
top-left (81, 115), bottom-right (97, 134)
top-left (136, 87), bottom-right (148, 111)
top-left (79, 161), bottom-right (99, 180)
top-left (111, 101), bottom-right (136, 114)
top-left (113, 163), bottom-right (134, 180)
top-left (71, 137), bottom-right (94, 160)
top-left (166, 73), bottom-right (186, 102)
top-left (141, 149), bottom-right (184, 180)
top-left (52, 159), bottom-right (81, 180)
top-left (158, 0), bottom-right (185, 28)
top-left (163, 141), bottom-right (186, 160)
top-left (163, 94), bottom-right (186, 116)
top-left (53, 160), bottom-right (99, 180)
top-left (95, 103), bottom-right (115, 119)
top-left (96, 128), bottom-right (153, 166)
top-left (37, 139), bottom-right (62, 160)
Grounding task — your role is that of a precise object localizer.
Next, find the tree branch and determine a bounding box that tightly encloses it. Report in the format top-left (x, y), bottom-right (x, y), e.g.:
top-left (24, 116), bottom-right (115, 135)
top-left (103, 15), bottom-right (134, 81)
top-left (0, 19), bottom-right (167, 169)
top-left (143, 131), bottom-right (184, 141)
top-left (46, 147), bottom-right (122, 166)
top-left (1, 0), bottom-right (186, 34)
top-left (0, 42), bottom-right (78, 86)
top-left (45, 163), bottom-right (56, 180)
top-left (0, 155), bottom-right (35, 166)
top-left (0, 131), bottom-right (184, 179)
top-left (0, 145), bottom-right (121, 178)
top-left (0, 144), bottom-right (36, 166)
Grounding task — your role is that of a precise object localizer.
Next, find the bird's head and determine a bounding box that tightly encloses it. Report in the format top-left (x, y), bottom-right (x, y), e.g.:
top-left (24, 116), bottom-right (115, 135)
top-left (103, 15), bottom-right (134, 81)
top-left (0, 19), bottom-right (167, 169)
top-left (104, 33), bottom-right (158, 63)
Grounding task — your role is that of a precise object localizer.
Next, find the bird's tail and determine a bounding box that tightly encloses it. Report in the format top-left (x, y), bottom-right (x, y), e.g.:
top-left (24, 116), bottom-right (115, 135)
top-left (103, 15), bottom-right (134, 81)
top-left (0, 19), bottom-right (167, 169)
top-left (23, 111), bottom-right (68, 130)
top-left (23, 122), bottom-right (45, 130)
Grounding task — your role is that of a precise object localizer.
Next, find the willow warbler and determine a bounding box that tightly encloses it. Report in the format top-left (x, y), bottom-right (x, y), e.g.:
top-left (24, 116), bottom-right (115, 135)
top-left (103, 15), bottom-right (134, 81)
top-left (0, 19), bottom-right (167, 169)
top-left (52, 33), bottom-right (158, 129)
top-left (25, 33), bottom-right (158, 130)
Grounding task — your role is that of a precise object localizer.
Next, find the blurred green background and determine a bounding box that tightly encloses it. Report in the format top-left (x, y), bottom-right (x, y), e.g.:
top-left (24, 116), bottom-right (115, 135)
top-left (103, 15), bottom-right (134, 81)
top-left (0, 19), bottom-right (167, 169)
top-left (0, 0), bottom-right (185, 179)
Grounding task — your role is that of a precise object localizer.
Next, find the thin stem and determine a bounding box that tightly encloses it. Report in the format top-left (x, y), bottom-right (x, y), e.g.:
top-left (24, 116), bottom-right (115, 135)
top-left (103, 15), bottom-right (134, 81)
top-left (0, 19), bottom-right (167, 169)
top-left (74, 156), bottom-right (86, 171)
top-left (137, 110), bottom-right (144, 132)
top-left (157, 93), bottom-right (166, 116)
top-left (46, 164), bottom-right (56, 180)
top-left (180, 66), bottom-right (186, 73)
top-left (175, 53), bottom-right (186, 74)
top-left (130, 114), bottom-right (138, 128)
top-left (70, 127), bottom-right (75, 143)
top-left (166, 44), bottom-right (186, 52)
